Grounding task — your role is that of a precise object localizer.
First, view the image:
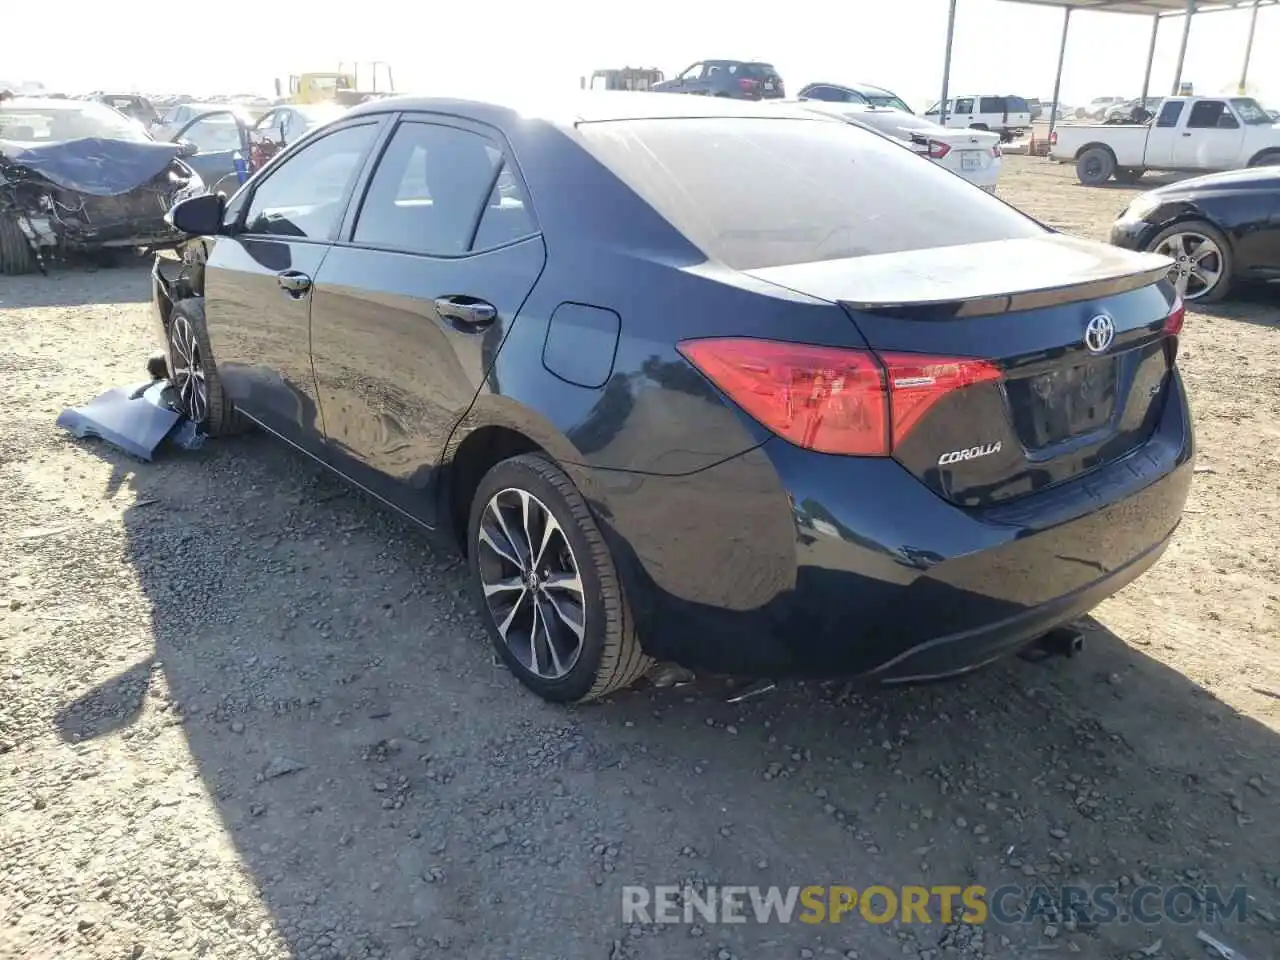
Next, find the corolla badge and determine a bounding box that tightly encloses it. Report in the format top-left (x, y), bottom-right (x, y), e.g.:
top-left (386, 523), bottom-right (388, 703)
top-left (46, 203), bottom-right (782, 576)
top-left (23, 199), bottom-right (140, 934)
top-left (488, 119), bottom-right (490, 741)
top-left (1083, 313), bottom-right (1116, 354)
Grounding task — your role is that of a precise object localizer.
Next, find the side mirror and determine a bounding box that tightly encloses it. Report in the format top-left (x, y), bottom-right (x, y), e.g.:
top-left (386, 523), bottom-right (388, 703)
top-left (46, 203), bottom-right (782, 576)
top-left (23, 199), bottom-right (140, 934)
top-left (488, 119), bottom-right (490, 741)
top-left (176, 139), bottom-right (199, 158)
top-left (167, 192), bottom-right (227, 236)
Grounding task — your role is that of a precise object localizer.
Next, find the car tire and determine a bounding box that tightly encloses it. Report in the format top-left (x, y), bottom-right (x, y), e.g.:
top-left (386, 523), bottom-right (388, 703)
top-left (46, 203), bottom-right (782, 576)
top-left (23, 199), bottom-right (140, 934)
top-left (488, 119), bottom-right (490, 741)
top-left (467, 453), bottom-right (652, 704)
top-left (1075, 147), bottom-right (1116, 186)
top-left (166, 298), bottom-right (248, 436)
top-left (0, 215), bottom-right (38, 275)
top-left (1247, 149), bottom-right (1280, 168)
top-left (1113, 167), bottom-right (1145, 184)
top-left (1146, 219), bottom-right (1234, 304)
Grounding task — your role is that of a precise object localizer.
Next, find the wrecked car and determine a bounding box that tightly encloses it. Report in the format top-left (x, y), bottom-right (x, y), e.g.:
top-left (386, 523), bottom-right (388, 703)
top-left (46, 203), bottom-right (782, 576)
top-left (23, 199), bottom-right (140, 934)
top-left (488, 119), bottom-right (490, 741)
top-left (0, 98), bottom-right (206, 274)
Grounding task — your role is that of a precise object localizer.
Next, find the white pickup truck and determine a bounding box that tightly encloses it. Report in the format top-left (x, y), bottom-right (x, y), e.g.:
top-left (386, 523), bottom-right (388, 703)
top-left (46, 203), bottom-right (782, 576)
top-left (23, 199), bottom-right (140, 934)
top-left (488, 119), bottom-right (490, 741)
top-left (1049, 96), bottom-right (1280, 186)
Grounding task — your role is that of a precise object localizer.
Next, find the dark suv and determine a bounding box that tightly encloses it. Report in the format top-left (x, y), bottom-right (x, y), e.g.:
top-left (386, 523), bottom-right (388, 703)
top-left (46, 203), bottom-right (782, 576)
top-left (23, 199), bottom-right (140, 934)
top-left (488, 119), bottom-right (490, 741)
top-left (652, 61), bottom-right (785, 100)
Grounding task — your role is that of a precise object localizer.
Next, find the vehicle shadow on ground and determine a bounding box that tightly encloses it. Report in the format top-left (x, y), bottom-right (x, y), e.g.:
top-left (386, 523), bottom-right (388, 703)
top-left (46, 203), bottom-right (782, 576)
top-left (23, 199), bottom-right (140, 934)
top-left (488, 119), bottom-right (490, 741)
top-left (0, 261), bottom-right (151, 309)
top-left (53, 437), bottom-right (1280, 960)
top-left (1195, 283), bottom-right (1280, 328)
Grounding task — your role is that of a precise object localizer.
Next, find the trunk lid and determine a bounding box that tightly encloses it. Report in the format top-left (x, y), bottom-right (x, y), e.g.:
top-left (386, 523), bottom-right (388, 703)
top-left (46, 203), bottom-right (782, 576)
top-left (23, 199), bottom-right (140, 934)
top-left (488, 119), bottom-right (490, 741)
top-left (747, 234), bottom-right (1180, 508)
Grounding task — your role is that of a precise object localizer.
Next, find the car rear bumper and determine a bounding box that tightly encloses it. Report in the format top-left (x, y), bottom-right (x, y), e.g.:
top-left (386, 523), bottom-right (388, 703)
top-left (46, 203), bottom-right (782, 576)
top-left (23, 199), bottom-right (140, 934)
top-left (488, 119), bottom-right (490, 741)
top-left (595, 370), bottom-right (1193, 680)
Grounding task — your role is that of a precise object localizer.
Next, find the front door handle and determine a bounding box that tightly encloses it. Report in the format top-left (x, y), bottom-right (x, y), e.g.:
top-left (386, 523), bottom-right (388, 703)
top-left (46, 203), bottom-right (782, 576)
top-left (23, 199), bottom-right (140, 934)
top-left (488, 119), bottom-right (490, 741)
top-left (277, 270), bottom-right (312, 297)
top-left (433, 296), bottom-right (497, 331)
top-left (1181, 132), bottom-right (1192, 137)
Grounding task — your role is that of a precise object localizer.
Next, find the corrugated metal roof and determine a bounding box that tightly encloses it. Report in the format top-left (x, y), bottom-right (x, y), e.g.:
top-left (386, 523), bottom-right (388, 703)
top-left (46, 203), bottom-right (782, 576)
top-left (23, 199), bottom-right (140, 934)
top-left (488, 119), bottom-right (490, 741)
top-left (999, 0), bottom-right (1277, 17)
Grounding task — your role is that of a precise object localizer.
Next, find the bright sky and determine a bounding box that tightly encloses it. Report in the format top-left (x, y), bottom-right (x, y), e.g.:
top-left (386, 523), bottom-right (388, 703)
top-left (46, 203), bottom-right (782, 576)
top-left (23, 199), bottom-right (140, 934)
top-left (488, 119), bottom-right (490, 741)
top-left (5, 0), bottom-right (1277, 111)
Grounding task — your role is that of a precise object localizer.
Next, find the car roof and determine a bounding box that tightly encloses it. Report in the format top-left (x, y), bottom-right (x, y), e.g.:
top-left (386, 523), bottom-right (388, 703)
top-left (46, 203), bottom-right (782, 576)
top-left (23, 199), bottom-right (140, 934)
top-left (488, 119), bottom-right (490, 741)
top-left (345, 91), bottom-right (826, 128)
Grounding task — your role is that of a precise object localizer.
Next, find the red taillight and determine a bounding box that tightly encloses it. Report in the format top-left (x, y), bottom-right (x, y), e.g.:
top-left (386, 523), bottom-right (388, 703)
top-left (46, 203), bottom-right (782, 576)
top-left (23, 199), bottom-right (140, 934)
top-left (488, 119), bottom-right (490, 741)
top-left (738, 78), bottom-right (757, 91)
top-left (1049, 131), bottom-right (1058, 145)
top-left (1163, 298), bottom-right (1185, 336)
top-left (927, 139), bottom-right (951, 159)
top-left (677, 338), bottom-right (1002, 456)
top-left (879, 352), bottom-right (1003, 449)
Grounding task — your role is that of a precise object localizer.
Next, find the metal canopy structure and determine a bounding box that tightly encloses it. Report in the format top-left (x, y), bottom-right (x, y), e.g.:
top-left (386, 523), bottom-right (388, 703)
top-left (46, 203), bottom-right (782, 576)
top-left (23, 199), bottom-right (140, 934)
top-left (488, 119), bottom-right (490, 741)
top-left (935, 0), bottom-right (1278, 138)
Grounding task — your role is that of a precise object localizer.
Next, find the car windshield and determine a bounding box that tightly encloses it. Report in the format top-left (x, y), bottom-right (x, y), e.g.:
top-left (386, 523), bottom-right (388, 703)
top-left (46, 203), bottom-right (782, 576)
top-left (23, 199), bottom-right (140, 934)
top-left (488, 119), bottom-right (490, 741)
top-left (578, 116), bottom-right (1043, 271)
top-left (1230, 98), bottom-right (1274, 125)
top-left (0, 102), bottom-right (150, 142)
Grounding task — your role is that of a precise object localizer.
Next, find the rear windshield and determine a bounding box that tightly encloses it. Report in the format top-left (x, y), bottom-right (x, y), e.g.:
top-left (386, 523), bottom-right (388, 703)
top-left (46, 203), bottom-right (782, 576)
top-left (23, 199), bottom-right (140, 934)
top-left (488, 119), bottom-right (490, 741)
top-left (739, 63), bottom-right (779, 78)
top-left (577, 116), bottom-right (1043, 271)
top-left (862, 93), bottom-right (911, 112)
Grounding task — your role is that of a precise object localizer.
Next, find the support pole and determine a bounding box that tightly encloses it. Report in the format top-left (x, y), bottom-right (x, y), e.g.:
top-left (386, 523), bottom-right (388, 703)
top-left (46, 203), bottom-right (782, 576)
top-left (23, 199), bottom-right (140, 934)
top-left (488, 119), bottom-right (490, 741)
top-left (1171, 0), bottom-right (1196, 95)
top-left (938, 0), bottom-right (958, 128)
top-left (1239, 0), bottom-right (1261, 94)
top-left (1140, 14), bottom-right (1159, 101)
top-left (1047, 6), bottom-right (1071, 142)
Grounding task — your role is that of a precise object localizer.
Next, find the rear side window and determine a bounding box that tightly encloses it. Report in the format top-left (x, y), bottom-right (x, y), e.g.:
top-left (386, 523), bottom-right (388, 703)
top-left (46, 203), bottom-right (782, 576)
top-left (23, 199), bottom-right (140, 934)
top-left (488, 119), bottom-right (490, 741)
top-left (1156, 100), bottom-right (1184, 127)
top-left (577, 117), bottom-right (1044, 271)
top-left (980, 97), bottom-right (1003, 113)
top-left (353, 121), bottom-right (535, 256)
top-left (1006, 97), bottom-right (1029, 113)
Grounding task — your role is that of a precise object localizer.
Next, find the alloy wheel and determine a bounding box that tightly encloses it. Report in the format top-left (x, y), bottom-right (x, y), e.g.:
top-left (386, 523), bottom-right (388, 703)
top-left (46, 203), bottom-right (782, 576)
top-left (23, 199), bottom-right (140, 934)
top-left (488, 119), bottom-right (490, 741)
top-left (476, 487), bottom-right (586, 680)
top-left (170, 315), bottom-right (208, 424)
top-left (1154, 231), bottom-right (1223, 301)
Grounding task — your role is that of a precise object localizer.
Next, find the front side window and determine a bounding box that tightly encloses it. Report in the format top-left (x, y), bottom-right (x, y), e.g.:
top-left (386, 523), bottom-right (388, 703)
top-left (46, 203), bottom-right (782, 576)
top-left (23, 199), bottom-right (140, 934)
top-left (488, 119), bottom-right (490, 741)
top-left (578, 116), bottom-right (1044, 271)
top-left (678, 63), bottom-right (705, 82)
top-left (954, 98), bottom-right (974, 114)
top-left (1186, 100), bottom-right (1229, 129)
top-left (353, 121), bottom-right (535, 256)
top-left (242, 122), bottom-right (378, 240)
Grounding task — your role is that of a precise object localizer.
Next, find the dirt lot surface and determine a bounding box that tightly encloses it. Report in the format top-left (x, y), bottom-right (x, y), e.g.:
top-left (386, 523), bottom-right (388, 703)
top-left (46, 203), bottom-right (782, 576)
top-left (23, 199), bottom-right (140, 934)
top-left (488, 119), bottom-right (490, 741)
top-left (2, 156), bottom-right (1278, 960)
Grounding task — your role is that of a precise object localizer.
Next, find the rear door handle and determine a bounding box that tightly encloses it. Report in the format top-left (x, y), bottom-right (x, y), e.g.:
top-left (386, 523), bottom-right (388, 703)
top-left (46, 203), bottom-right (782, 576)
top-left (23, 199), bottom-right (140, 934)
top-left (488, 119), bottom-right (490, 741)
top-left (433, 296), bottom-right (497, 331)
top-left (277, 271), bottom-right (312, 297)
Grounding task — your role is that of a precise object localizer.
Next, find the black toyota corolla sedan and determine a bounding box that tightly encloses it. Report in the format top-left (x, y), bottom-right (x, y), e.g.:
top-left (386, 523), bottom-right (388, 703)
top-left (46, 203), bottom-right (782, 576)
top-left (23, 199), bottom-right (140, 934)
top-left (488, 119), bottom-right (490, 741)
top-left (1109, 166), bottom-right (1280, 304)
top-left (152, 93), bottom-right (1193, 703)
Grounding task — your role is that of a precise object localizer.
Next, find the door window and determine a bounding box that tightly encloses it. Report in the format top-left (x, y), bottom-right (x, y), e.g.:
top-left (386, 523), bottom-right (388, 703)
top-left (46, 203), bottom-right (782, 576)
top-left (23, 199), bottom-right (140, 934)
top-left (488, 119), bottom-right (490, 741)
top-left (353, 121), bottom-right (536, 256)
top-left (242, 122), bottom-right (378, 240)
top-left (1156, 100), bottom-right (1184, 127)
top-left (1186, 100), bottom-right (1231, 129)
top-left (954, 98), bottom-right (974, 114)
top-left (678, 63), bottom-right (706, 82)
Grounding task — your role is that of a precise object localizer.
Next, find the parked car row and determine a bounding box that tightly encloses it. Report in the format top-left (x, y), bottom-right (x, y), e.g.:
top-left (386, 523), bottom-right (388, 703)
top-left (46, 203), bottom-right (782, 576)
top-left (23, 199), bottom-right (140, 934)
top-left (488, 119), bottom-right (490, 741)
top-left (147, 91), bottom-right (1195, 706)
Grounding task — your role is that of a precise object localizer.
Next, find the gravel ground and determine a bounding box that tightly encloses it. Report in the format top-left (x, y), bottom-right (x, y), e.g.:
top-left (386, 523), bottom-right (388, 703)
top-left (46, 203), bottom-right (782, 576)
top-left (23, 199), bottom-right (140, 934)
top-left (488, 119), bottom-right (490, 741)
top-left (2, 156), bottom-right (1278, 960)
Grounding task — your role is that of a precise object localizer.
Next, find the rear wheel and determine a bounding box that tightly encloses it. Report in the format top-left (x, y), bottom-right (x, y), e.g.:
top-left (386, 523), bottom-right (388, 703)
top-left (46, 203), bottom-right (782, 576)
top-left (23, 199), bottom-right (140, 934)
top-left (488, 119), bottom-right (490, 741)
top-left (1147, 220), bottom-right (1234, 304)
top-left (1075, 147), bottom-right (1116, 185)
top-left (166, 299), bottom-right (247, 436)
top-left (0, 216), bottom-right (38, 275)
top-left (468, 453), bottom-right (651, 703)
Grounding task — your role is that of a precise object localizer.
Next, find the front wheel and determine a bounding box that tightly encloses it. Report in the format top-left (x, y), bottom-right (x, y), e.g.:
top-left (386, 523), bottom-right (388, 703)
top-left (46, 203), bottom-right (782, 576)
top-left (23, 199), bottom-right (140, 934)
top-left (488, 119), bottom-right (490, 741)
top-left (166, 299), bottom-right (247, 436)
top-left (1147, 219), bottom-right (1234, 304)
top-left (467, 454), bottom-right (652, 703)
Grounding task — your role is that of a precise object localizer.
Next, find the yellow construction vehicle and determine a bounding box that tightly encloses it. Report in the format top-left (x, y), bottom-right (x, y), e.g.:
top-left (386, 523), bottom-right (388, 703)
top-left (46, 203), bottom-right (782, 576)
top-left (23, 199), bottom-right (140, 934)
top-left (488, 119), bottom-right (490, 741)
top-left (274, 63), bottom-right (394, 106)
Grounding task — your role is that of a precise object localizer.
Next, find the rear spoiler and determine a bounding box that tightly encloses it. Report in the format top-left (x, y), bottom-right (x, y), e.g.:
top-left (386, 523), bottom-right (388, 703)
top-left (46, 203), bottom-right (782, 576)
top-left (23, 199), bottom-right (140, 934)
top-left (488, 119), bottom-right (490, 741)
top-left (746, 234), bottom-right (1174, 320)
